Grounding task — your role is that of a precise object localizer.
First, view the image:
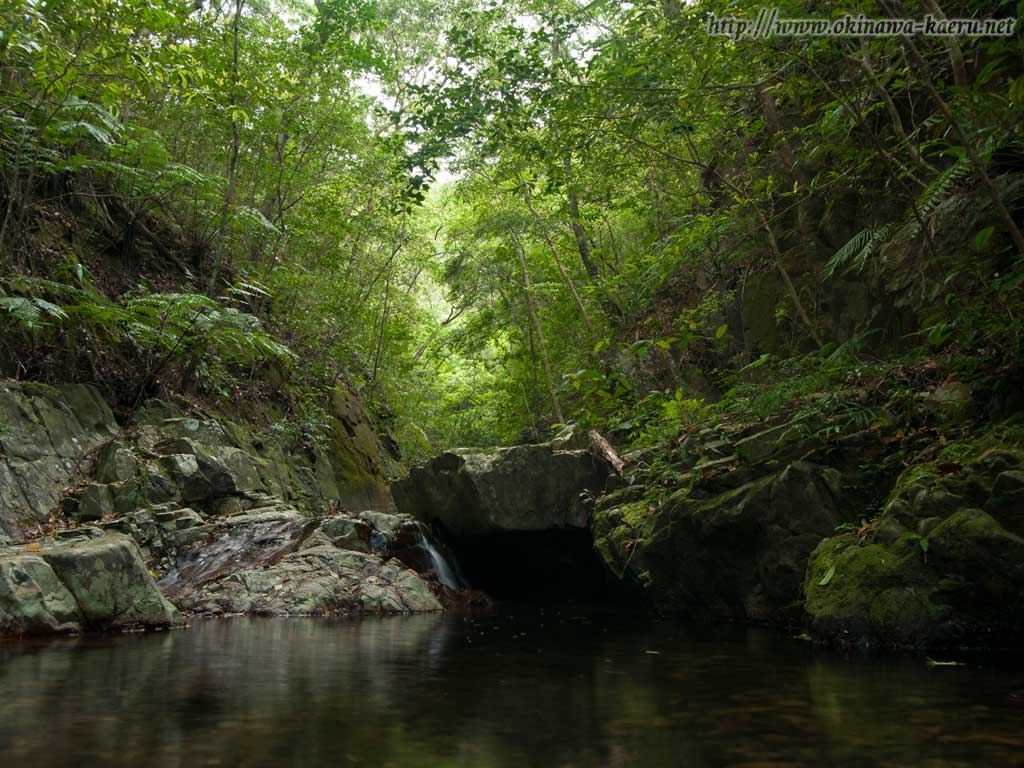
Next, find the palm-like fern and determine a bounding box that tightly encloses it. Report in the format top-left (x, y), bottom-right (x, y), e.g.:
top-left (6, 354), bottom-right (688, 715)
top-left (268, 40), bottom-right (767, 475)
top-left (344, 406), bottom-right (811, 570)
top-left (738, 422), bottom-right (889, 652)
top-left (826, 155), bottom-right (977, 279)
top-left (901, 157), bottom-right (972, 241)
top-left (824, 224), bottom-right (895, 278)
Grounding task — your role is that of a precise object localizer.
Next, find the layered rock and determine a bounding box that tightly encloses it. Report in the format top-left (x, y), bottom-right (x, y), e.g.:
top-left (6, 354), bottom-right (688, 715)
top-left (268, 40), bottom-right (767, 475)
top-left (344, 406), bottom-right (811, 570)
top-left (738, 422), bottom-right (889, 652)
top-left (0, 379), bottom-right (443, 636)
top-left (145, 499), bottom-right (441, 616)
top-left (393, 440), bottom-right (607, 535)
top-left (0, 533), bottom-right (179, 636)
top-left (595, 452), bottom-right (846, 622)
top-left (0, 382), bottom-right (117, 539)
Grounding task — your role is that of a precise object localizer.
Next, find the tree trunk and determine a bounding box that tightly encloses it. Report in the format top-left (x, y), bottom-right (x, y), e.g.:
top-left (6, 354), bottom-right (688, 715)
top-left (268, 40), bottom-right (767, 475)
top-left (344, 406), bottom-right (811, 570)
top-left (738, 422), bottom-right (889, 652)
top-left (562, 156), bottom-right (600, 282)
top-left (514, 239), bottom-right (565, 424)
top-left (518, 174), bottom-right (595, 339)
top-left (207, 0), bottom-right (244, 296)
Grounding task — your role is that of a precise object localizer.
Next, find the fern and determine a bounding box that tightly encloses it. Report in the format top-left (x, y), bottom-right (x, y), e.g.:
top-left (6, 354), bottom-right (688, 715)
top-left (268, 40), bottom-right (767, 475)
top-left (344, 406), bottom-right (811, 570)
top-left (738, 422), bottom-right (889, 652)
top-left (0, 296), bottom-right (69, 330)
top-left (122, 293), bottom-right (293, 364)
top-left (902, 157), bottom-right (972, 239)
top-left (825, 224), bottom-right (894, 278)
top-left (1, 278), bottom-right (292, 371)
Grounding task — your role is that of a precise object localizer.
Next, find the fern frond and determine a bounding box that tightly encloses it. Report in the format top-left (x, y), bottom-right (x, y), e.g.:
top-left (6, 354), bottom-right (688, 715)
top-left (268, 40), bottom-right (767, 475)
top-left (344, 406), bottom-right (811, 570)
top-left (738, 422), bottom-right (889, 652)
top-left (903, 158), bottom-right (972, 238)
top-left (825, 224), bottom-right (894, 278)
top-left (0, 296), bottom-right (69, 330)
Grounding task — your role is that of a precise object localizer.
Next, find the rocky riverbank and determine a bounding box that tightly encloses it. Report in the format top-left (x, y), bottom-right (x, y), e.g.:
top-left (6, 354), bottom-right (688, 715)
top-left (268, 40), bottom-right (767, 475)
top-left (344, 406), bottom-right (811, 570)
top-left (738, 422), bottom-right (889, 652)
top-left (0, 380), bottom-right (445, 637)
top-left (397, 373), bottom-right (1024, 651)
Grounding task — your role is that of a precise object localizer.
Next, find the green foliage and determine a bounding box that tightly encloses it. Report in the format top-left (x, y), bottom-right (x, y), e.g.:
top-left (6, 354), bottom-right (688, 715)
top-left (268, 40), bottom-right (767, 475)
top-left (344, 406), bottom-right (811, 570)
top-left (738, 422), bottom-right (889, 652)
top-left (1, 0), bottom-right (1022, 456)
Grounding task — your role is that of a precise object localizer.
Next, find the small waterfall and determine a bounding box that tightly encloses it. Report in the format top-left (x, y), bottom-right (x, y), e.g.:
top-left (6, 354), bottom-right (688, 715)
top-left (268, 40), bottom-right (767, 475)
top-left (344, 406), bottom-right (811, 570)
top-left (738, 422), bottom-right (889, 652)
top-left (413, 522), bottom-right (466, 590)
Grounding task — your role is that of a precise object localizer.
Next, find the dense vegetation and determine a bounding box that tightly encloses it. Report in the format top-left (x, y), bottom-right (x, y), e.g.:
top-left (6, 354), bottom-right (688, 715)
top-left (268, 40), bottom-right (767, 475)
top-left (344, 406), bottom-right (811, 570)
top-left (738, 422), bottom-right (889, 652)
top-left (1, 0), bottom-right (1022, 462)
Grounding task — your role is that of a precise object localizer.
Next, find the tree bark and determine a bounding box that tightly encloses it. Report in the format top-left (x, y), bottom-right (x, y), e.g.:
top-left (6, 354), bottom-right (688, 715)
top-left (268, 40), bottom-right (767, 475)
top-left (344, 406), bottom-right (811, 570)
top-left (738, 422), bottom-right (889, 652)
top-left (514, 238), bottom-right (565, 424)
top-left (562, 156), bottom-right (600, 282)
top-left (589, 429), bottom-right (624, 476)
top-left (518, 174), bottom-right (596, 339)
top-left (207, 0), bottom-right (244, 296)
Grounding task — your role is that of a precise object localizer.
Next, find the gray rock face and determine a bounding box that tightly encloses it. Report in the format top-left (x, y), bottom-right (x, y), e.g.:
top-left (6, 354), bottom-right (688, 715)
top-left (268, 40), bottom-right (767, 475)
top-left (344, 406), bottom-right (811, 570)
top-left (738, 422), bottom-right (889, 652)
top-left (393, 444), bottom-right (607, 535)
top-left (0, 382), bottom-right (444, 633)
top-left (186, 545), bottom-right (441, 615)
top-left (0, 533), bottom-right (180, 636)
top-left (0, 382), bottom-right (117, 538)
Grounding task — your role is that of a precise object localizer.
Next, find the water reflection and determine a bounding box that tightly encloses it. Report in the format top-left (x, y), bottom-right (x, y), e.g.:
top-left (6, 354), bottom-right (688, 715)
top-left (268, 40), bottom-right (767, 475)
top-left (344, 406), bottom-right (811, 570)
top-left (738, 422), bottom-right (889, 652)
top-left (0, 610), bottom-right (1021, 767)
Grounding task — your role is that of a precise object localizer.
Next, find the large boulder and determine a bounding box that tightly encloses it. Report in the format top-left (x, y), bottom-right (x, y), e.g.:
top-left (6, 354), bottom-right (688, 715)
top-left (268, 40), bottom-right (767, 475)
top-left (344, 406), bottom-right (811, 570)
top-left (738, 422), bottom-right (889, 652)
top-left (0, 533), bottom-right (180, 636)
top-left (0, 381), bottom-right (117, 538)
top-left (0, 551), bottom-right (81, 635)
top-left (393, 443), bottom-right (608, 535)
top-left (596, 460), bottom-right (844, 621)
top-left (805, 442), bottom-right (1024, 649)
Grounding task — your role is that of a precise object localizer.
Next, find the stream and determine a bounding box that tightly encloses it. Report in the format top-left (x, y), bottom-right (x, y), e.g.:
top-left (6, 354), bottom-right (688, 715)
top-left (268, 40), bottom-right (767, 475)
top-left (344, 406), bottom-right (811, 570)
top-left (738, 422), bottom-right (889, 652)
top-left (1, 608), bottom-right (1022, 767)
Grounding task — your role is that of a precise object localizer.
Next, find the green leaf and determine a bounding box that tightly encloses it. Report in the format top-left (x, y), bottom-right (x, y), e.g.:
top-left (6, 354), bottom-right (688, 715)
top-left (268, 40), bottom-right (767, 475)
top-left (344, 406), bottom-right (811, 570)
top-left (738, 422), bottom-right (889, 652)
top-left (817, 563), bottom-right (836, 586)
top-left (975, 226), bottom-right (995, 251)
top-left (715, 324), bottom-right (728, 340)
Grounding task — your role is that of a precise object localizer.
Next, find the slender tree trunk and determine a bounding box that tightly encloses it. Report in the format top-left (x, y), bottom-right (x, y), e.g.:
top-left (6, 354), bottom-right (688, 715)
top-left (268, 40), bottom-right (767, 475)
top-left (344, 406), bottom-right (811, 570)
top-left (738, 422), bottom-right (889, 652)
top-left (562, 156), bottom-right (599, 282)
top-left (207, 0), bottom-right (244, 296)
top-left (514, 239), bottom-right (564, 424)
top-left (918, 0), bottom-right (968, 89)
top-left (518, 174), bottom-right (595, 339)
top-left (856, 40), bottom-right (936, 174)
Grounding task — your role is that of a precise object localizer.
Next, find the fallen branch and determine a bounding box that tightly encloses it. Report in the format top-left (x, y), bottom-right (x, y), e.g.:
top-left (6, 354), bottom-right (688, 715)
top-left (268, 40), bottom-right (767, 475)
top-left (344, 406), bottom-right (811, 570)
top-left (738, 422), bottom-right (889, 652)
top-left (589, 429), bottom-right (625, 476)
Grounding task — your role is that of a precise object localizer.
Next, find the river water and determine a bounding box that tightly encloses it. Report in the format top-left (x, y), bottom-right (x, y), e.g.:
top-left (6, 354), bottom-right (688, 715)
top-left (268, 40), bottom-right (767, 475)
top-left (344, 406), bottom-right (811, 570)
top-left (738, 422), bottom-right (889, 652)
top-left (1, 609), bottom-right (1021, 767)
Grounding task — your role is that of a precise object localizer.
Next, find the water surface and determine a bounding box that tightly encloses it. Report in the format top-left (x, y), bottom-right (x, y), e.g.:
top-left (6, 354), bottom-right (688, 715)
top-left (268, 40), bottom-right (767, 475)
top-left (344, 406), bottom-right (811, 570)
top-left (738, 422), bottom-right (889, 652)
top-left (1, 609), bottom-right (1022, 767)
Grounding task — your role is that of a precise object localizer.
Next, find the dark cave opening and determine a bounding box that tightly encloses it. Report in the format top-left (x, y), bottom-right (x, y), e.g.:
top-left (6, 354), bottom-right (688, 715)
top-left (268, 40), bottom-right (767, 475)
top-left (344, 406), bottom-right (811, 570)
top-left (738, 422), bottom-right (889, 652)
top-left (442, 527), bottom-right (621, 604)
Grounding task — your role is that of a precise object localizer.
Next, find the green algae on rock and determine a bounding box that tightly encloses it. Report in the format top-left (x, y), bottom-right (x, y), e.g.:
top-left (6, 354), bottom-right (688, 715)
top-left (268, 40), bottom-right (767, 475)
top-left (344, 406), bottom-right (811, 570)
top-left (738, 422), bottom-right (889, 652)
top-left (805, 435), bottom-right (1024, 649)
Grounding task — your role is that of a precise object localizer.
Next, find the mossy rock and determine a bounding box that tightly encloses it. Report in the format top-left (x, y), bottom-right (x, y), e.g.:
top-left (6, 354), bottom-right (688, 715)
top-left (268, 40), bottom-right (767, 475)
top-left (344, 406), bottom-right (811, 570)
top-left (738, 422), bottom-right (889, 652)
top-left (805, 434), bottom-right (1024, 649)
top-left (805, 536), bottom-right (945, 648)
top-left (599, 461), bottom-right (845, 622)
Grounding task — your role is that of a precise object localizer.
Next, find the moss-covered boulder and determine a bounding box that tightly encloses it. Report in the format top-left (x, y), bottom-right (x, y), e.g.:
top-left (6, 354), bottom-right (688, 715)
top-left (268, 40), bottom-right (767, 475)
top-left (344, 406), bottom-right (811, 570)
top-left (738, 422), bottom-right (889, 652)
top-left (805, 437), bottom-right (1024, 649)
top-left (0, 551), bottom-right (82, 635)
top-left (595, 460), bottom-right (844, 622)
top-left (0, 533), bottom-right (180, 636)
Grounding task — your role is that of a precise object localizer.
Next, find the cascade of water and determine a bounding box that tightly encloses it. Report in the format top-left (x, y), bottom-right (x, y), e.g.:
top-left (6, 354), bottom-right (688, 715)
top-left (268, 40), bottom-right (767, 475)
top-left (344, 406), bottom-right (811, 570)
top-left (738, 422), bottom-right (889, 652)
top-left (413, 522), bottom-right (466, 589)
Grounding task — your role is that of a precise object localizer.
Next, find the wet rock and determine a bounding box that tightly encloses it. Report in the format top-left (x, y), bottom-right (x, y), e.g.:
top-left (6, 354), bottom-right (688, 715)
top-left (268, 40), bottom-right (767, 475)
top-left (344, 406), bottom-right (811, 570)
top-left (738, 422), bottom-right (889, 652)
top-left (318, 516), bottom-right (372, 551)
top-left (187, 545), bottom-right (442, 616)
top-left (805, 443), bottom-right (1024, 649)
top-left (0, 552), bottom-right (81, 635)
top-left (70, 483), bottom-right (116, 522)
top-left (40, 534), bottom-right (180, 631)
top-left (94, 443), bottom-right (139, 484)
top-left (152, 503), bottom-right (443, 617)
top-left (595, 461), bottom-right (844, 622)
top-left (986, 470), bottom-right (1024, 535)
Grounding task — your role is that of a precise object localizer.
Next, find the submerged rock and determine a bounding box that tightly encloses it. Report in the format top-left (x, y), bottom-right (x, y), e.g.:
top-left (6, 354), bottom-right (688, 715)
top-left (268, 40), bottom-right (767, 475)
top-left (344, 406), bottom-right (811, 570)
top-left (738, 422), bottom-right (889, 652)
top-left (0, 533), bottom-right (180, 636)
top-left (393, 442), bottom-right (607, 535)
